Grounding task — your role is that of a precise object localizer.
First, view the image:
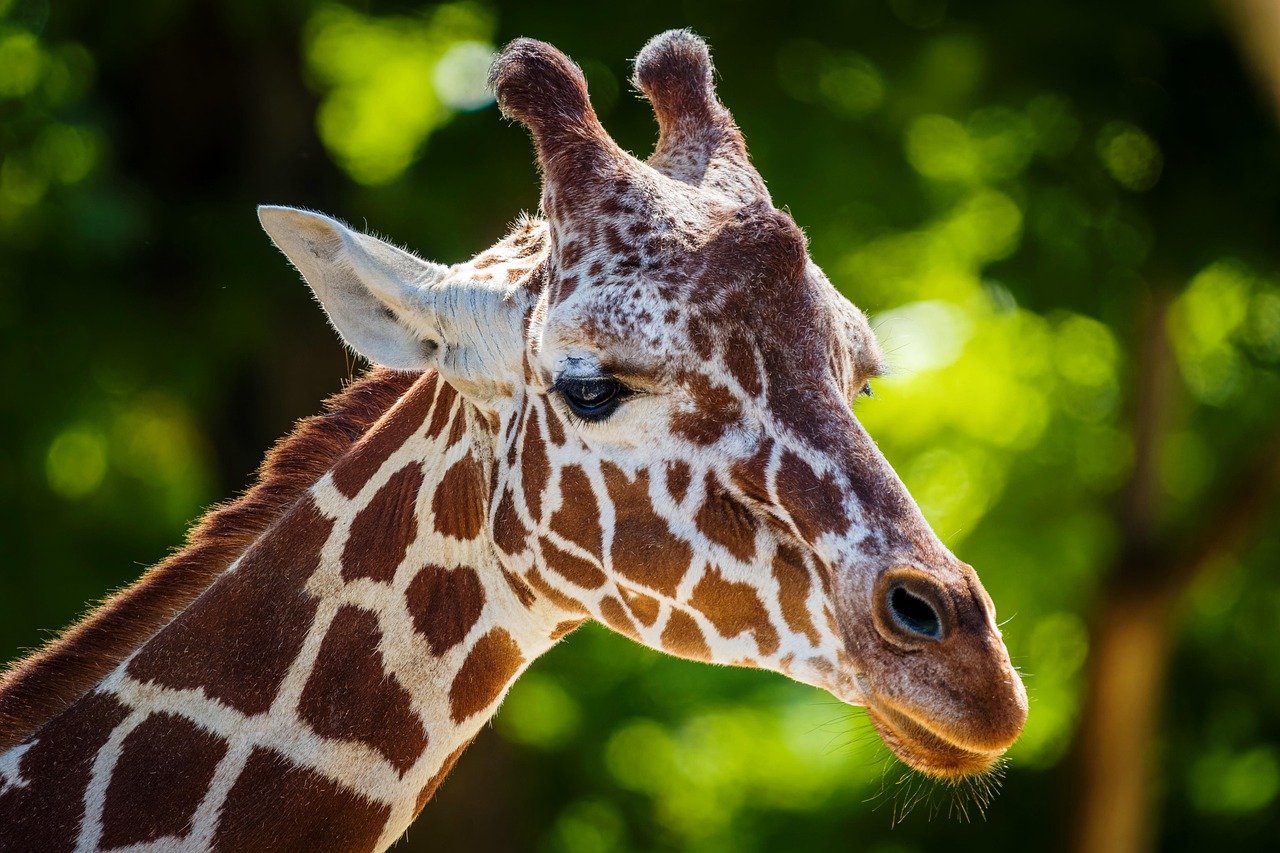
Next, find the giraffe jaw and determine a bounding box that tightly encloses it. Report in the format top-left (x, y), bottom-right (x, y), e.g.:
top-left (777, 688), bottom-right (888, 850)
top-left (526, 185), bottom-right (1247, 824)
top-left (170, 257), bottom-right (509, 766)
top-left (862, 697), bottom-right (1007, 779)
top-left (821, 671), bottom-right (1004, 777)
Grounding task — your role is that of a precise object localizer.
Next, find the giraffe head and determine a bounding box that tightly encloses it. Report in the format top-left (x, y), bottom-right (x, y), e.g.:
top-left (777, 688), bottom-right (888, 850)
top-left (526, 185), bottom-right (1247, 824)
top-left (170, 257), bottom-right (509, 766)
top-left (259, 31), bottom-right (1026, 779)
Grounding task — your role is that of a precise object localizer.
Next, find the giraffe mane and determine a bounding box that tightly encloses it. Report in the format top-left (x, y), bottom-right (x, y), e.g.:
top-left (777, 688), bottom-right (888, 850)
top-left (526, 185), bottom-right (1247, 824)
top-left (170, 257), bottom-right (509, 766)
top-left (0, 367), bottom-right (419, 751)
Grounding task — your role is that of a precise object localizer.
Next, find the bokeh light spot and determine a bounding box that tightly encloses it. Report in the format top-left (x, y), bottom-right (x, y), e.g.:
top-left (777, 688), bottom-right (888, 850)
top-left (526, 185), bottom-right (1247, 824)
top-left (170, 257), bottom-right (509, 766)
top-left (1189, 746), bottom-right (1280, 815)
top-left (1097, 121), bottom-right (1162, 191)
top-left (35, 124), bottom-right (100, 184)
top-left (497, 672), bottom-right (581, 749)
top-left (305, 2), bottom-right (495, 185)
top-left (1025, 92), bottom-right (1080, 158)
top-left (905, 114), bottom-right (976, 182)
top-left (46, 425), bottom-right (107, 499)
top-left (819, 52), bottom-right (885, 118)
top-left (0, 28), bottom-right (42, 98)
top-left (433, 40), bottom-right (496, 111)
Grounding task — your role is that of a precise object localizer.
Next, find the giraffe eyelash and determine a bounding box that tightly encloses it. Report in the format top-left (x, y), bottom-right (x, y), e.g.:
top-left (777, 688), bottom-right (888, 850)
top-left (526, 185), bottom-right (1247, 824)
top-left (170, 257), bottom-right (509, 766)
top-left (551, 374), bottom-right (635, 422)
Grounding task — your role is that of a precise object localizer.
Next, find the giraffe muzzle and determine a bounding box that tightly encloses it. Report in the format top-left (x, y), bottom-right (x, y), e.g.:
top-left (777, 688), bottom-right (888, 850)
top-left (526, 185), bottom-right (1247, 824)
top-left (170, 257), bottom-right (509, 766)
top-left (847, 565), bottom-right (1028, 778)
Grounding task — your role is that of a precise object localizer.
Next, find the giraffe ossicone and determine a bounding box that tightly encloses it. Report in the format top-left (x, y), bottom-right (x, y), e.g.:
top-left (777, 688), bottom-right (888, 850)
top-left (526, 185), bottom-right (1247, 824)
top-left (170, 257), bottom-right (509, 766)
top-left (0, 29), bottom-right (1026, 850)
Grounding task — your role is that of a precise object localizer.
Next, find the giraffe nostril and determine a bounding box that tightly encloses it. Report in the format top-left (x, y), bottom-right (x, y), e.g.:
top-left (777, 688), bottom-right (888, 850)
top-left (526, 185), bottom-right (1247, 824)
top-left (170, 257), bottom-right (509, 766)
top-left (888, 586), bottom-right (942, 640)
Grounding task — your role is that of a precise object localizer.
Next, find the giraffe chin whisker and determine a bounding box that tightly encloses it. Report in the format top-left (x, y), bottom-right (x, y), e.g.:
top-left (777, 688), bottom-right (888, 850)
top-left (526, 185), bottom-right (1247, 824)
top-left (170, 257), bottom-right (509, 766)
top-left (865, 703), bottom-right (1006, 780)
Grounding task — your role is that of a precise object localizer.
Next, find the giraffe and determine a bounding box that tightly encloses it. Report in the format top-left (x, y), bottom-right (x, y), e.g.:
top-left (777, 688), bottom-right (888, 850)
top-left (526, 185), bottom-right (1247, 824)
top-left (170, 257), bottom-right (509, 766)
top-left (0, 30), bottom-right (1027, 851)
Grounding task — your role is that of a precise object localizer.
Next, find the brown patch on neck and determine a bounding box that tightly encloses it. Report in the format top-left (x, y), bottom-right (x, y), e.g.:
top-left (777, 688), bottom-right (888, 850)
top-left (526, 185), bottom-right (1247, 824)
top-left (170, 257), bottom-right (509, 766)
top-left (99, 713), bottom-right (228, 847)
top-left (690, 567), bottom-right (780, 657)
top-left (213, 747), bottom-right (391, 851)
top-left (448, 628), bottom-right (525, 723)
top-left (405, 564), bottom-right (487, 656)
top-left (342, 463), bottom-right (425, 584)
top-left (125, 495), bottom-right (333, 716)
top-left (0, 368), bottom-right (421, 751)
top-left (0, 691), bottom-right (129, 849)
top-left (433, 453), bottom-right (488, 541)
top-left (298, 606), bottom-right (429, 775)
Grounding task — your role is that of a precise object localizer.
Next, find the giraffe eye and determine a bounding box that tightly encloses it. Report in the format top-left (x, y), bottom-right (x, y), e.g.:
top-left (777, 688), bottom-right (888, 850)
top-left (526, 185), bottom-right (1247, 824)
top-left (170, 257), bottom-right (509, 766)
top-left (859, 382), bottom-right (874, 398)
top-left (555, 375), bottom-right (628, 421)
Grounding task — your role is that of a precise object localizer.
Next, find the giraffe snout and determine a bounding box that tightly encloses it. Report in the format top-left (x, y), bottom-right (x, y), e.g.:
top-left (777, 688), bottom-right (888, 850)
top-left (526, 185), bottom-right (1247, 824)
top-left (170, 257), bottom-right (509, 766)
top-left (853, 563), bottom-right (1028, 776)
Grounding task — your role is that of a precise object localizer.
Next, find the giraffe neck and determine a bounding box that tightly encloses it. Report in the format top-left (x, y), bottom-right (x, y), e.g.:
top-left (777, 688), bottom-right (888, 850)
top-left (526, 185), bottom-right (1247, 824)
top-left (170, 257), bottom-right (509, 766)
top-left (0, 371), bottom-right (570, 852)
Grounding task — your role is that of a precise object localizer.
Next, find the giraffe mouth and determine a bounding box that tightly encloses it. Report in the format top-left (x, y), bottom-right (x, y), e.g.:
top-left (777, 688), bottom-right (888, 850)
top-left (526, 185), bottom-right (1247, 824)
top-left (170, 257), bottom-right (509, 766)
top-left (863, 700), bottom-right (1006, 779)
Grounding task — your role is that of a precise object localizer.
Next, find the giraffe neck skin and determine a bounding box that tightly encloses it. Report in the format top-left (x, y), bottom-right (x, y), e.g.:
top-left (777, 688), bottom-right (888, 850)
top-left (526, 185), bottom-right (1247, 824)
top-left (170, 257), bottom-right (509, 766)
top-left (0, 370), bottom-right (574, 852)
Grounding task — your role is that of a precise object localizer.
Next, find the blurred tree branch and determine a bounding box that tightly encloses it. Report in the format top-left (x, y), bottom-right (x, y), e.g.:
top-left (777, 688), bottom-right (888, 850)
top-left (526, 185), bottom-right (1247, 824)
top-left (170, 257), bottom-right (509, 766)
top-left (1160, 427), bottom-right (1280, 592)
top-left (1070, 289), bottom-right (1280, 853)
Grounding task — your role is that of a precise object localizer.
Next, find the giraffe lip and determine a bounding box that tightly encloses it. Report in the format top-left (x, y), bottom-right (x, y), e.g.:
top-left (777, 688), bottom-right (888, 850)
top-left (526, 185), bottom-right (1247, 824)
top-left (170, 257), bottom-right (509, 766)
top-left (863, 700), bottom-right (1004, 779)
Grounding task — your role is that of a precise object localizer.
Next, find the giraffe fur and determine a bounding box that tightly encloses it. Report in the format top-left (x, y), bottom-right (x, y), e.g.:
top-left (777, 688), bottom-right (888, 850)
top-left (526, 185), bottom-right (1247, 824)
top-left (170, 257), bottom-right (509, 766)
top-left (0, 30), bottom-right (1027, 851)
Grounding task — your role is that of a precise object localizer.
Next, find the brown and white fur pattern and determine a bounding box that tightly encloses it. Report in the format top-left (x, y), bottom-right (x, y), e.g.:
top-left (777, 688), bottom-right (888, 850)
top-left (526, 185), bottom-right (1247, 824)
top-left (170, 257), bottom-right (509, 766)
top-left (0, 31), bottom-right (1027, 852)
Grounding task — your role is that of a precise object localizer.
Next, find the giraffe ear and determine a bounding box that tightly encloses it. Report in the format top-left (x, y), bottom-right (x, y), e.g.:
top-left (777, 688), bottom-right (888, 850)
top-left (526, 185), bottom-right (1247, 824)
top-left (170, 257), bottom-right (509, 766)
top-left (258, 205), bottom-right (453, 371)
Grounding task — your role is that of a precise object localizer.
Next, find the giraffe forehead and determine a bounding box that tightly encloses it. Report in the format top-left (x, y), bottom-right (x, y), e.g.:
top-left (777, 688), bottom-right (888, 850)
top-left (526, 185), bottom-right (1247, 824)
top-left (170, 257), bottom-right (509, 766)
top-left (530, 176), bottom-right (885, 395)
top-left (543, 261), bottom-right (869, 389)
top-left (550, 187), bottom-right (801, 291)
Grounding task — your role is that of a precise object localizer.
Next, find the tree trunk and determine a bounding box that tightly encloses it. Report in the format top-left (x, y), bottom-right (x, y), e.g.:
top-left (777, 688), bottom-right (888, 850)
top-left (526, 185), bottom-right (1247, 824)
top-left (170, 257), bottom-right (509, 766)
top-left (1066, 283), bottom-right (1280, 851)
top-left (1069, 589), bottom-right (1174, 853)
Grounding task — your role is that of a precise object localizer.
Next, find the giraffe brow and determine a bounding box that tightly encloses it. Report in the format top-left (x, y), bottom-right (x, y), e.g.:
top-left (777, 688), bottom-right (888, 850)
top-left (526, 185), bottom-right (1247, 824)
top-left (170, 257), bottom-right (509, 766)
top-left (849, 315), bottom-right (888, 381)
top-left (599, 358), bottom-right (667, 389)
top-left (554, 350), bottom-right (666, 392)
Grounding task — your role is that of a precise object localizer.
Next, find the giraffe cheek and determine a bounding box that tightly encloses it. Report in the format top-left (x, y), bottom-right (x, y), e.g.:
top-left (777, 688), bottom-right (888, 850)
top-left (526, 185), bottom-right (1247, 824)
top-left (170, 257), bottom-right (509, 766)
top-left (549, 464), bottom-right (604, 559)
top-left (693, 472), bottom-right (758, 563)
top-left (609, 522), bottom-right (692, 598)
top-left (775, 450), bottom-right (852, 543)
top-left (665, 459), bottom-right (693, 504)
top-left (723, 327), bottom-right (765, 398)
top-left (689, 567), bottom-right (780, 658)
top-left (520, 408), bottom-right (551, 522)
top-left (658, 610), bottom-right (711, 660)
top-left (771, 543), bottom-right (822, 648)
top-left (669, 371), bottom-right (743, 446)
top-left (492, 488), bottom-right (531, 557)
top-left (602, 463), bottom-right (694, 598)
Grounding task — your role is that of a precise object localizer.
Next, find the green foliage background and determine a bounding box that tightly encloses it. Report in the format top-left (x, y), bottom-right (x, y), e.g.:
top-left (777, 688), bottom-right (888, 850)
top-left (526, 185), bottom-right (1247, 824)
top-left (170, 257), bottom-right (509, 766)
top-left (2, 0), bottom-right (1279, 849)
